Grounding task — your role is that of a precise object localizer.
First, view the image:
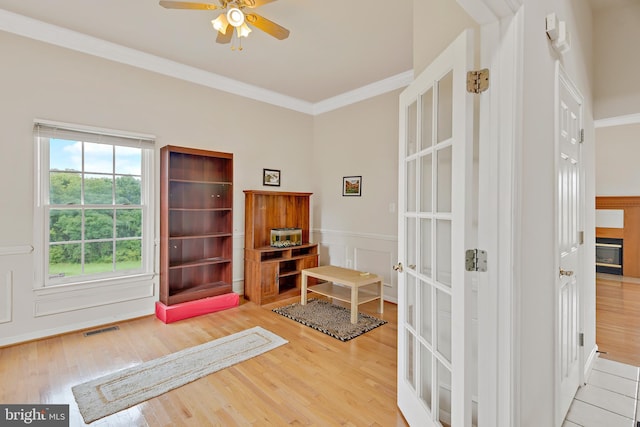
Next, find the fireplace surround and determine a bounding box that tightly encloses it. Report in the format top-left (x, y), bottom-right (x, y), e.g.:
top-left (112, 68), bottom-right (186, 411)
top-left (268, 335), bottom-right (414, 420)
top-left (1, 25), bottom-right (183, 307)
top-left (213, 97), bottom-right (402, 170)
top-left (596, 237), bottom-right (623, 275)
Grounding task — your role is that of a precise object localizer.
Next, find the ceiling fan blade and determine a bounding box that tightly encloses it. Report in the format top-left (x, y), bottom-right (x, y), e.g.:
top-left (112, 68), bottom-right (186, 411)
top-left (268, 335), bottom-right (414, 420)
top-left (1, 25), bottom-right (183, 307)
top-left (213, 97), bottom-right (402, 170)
top-left (216, 28), bottom-right (234, 44)
top-left (159, 1), bottom-right (219, 10)
top-left (240, 0), bottom-right (278, 8)
top-left (245, 13), bottom-right (290, 40)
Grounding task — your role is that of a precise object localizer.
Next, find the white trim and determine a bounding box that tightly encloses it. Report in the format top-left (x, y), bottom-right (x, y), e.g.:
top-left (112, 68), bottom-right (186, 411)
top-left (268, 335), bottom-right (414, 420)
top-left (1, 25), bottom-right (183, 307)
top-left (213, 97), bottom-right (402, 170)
top-left (312, 228), bottom-right (397, 242)
top-left (0, 8), bottom-right (410, 116)
top-left (476, 6), bottom-right (524, 427)
top-left (0, 271), bottom-right (12, 324)
top-left (0, 308), bottom-right (154, 347)
top-left (594, 113), bottom-right (640, 128)
top-left (312, 71), bottom-right (414, 115)
top-left (34, 118), bottom-right (156, 141)
top-left (0, 245), bottom-right (34, 256)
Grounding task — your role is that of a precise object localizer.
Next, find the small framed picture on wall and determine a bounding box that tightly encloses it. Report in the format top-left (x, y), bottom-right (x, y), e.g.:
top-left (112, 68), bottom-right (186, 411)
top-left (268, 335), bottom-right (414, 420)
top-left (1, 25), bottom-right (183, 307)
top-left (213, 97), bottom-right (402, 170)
top-left (263, 169), bottom-right (281, 186)
top-left (342, 176), bottom-right (362, 196)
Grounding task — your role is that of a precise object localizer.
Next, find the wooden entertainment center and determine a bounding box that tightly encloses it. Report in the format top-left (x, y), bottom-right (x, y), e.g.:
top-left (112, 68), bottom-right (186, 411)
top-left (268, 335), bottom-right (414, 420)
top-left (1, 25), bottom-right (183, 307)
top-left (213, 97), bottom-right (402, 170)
top-left (243, 190), bottom-right (318, 305)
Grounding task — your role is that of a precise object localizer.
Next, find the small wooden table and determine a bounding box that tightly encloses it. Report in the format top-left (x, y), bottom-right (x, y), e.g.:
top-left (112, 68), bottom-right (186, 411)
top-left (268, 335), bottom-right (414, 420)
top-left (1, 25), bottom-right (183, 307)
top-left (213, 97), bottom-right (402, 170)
top-left (301, 265), bottom-right (384, 324)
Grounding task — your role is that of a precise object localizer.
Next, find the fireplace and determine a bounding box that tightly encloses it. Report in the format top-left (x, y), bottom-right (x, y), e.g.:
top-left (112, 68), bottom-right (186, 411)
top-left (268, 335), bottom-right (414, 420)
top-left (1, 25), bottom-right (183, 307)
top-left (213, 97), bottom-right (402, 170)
top-left (596, 237), bottom-right (623, 275)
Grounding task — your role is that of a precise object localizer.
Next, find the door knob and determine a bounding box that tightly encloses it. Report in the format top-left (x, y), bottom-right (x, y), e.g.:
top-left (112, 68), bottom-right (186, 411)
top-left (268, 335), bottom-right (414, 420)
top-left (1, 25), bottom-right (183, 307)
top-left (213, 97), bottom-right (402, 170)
top-left (559, 268), bottom-right (574, 277)
top-left (393, 263), bottom-right (403, 272)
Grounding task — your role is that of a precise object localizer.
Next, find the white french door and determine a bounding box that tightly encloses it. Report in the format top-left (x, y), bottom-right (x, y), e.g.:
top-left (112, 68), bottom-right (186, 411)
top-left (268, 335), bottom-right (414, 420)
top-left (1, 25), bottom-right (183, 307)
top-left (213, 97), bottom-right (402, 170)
top-left (397, 30), bottom-right (475, 427)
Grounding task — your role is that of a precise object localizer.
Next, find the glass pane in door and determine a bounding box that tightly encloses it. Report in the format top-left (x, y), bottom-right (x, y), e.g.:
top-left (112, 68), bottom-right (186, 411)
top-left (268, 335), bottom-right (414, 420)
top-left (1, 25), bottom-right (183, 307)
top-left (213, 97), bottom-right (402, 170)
top-left (407, 159), bottom-right (417, 212)
top-left (406, 274), bottom-right (416, 328)
top-left (419, 279), bottom-right (433, 345)
top-left (420, 347), bottom-right (433, 410)
top-left (420, 153), bottom-right (433, 212)
top-left (436, 219), bottom-right (452, 287)
top-left (406, 332), bottom-right (416, 389)
top-left (421, 88), bottom-right (434, 148)
top-left (407, 217), bottom-right (416, 275)
top-left (437, 288), bottom-right (452, 363)
top-left (437, 71), bottom-right (454, 143)
top-left (437, 146), bottom-right (453, 213)
top-left (438, 360), bottom-right (453, 426)
top-left (407, 101), bottom-right (418, 156)
top-left (420, 218), bottom-right (432, 278)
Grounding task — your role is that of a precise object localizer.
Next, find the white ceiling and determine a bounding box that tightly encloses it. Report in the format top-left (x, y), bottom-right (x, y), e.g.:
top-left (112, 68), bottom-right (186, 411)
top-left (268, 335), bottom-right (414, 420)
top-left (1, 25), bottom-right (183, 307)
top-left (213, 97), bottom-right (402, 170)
top-left (0, 0), bottom-right (413, 106)
top-left (0, 0), bottom-right (625, 112)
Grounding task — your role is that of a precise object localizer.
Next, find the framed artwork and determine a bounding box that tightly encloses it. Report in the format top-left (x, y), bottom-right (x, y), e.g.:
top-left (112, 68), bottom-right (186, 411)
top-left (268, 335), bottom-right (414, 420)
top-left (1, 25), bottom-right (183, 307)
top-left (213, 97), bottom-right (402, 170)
top-left (342, 176), bottom-right (362, 196)
top-left (263, 169), bottom-right (281, 186)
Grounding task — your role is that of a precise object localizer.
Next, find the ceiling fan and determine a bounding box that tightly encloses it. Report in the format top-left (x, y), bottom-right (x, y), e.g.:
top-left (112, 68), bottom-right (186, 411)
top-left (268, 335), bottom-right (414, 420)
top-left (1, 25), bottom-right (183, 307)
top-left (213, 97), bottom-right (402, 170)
top-left (159, 0), bottom-right (290, 48)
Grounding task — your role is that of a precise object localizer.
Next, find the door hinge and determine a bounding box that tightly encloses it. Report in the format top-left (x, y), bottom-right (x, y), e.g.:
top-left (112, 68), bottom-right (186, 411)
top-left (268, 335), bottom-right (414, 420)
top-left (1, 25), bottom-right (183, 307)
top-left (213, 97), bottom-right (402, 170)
top-left (579, 231), bottom-right (584, 245)
top-left (467, 69), bottom-right (490, 94)
top-left (465, 249), bottom-right (487, 272)
top-left (579, 128), bottom-right (585, 143)
top-left (579, 332), bottom-right (584, 347)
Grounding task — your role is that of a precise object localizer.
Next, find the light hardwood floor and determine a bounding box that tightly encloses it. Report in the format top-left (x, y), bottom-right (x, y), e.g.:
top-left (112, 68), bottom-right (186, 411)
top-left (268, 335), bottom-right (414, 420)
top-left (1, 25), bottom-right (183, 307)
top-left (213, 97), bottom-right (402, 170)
top-left (0, 297), bottom-right (408, 427)
top-left (596, 273), bottom-right (640, 366)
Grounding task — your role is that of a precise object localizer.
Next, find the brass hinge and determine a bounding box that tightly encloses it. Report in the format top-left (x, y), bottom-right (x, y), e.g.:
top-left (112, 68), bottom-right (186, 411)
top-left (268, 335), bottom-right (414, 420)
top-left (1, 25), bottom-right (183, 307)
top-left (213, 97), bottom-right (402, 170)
top-left (580, 128), bottom-right (585, 143)
top-left (579, 231), bottom-right (584, 245)
top-left (579, 332), bottom-right (584, 347)
top-left (467, 69), bottom-right (489, 94)
top-left (465, 249), bottom-right (487, 272)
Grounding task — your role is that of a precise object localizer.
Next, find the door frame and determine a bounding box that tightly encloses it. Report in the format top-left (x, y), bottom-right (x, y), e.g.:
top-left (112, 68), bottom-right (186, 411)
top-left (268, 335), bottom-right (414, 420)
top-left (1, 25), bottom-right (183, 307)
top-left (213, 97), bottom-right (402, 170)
top-left (454, 1), bottom-right (524, 426)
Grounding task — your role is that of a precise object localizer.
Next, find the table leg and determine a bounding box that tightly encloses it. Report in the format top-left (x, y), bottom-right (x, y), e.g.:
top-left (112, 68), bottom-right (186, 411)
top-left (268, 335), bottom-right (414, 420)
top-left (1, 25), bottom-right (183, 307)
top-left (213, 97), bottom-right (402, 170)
top-left (350, 285), bottom-right (358, 324)
top-left (301, 272), bottom-right (308, 305)
top-left (378, 280), bottom-right (384, 314)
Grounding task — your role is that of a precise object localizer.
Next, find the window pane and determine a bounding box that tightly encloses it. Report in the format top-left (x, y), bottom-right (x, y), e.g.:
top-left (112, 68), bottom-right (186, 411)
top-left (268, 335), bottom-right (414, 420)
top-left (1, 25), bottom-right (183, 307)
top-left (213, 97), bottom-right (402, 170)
top-left (116, 176), bottom-right (141, 205)
top-left (49, 172), bottom-right (81, 205)
top-left (85, 209), bottom-right (113, 240)
top-left (116, 240), bottom-right (142, 271)
top-left (49, 139), bottom-right (81, 172)
top-left (85, 142), bottom-right (113, 174)
top-left (116, 209), bottom-right (142, 238)
top-left (49, 243), bottom-right (81, 278)
top-left (406, 330), bottom-right (416, 389)
top-left (436, 219), bottom-right (452, 287)
top-left (438, 361), bottom-right (452, 425)
top-left (420, 347), bottom-right (433, 410)
top-left (84, 174), bottom-right (114, 205)
top-left (85, 241), bottom-right (113, 274)
top-left (437, 289), bottom-right (452, 363)
top-left (420, 218), bottom-right (432, 278)
top-left (49, 209), bottom-right (81, 242)
top-left (115, 146), bottom-right (141, 175)
top-left (406, 273), bottom-right (416, 328)
top-left (420, 279), bottom-right (433, 345)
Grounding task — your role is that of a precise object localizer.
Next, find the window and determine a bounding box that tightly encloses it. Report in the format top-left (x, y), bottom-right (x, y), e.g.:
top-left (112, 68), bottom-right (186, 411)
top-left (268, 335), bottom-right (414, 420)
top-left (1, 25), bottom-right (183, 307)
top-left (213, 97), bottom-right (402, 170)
top-left (34, 121), bottom-right (155, 287)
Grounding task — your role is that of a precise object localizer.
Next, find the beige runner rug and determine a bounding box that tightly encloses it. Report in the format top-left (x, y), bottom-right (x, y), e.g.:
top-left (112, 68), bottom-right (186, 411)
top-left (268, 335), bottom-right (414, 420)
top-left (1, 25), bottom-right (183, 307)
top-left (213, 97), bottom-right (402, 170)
top-left (72, 326), bottom-right (287, 423)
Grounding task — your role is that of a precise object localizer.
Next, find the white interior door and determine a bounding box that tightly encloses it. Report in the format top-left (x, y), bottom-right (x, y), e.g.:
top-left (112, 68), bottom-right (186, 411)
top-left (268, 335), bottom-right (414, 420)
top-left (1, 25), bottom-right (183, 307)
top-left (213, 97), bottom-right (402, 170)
top-left (397, 30), bottom-right (475, 427)
top-left (556, 62), bottom-right (583, 425)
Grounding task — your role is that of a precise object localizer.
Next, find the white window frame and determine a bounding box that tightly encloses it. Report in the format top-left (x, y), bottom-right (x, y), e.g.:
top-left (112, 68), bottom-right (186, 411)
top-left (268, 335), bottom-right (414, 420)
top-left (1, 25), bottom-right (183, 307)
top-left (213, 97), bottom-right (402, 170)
top-left (33, 119), bottom-right (156, 289)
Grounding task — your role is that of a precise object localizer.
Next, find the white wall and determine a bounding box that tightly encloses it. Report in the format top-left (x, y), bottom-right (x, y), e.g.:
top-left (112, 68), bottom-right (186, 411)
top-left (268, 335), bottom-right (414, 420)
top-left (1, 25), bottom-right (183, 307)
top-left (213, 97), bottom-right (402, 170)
top-left (595, 123), bottom-right (640, 196)
top-left (0, 30), bottom-right (314, 345)
top-left (593, 2), bottom-right (640, 120)
top-left (311, 90), bottom-right (401, 301)
top-left (518, 1), bottom-right (595, 425)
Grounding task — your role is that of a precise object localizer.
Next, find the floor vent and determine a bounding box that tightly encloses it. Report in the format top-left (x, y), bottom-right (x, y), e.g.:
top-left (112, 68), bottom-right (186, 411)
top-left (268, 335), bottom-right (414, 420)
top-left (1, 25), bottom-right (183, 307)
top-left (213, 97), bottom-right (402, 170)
top-left (83, 325), bottom-right (120, 337)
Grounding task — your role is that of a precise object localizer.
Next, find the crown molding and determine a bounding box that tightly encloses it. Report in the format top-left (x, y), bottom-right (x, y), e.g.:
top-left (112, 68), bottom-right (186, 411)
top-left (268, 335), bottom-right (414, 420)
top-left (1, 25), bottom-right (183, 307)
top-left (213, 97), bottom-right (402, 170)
top-left (594, 113), bottom-right (640, 128)
top-left (312, 71), bottom-right (414, 115)
top-left (0, 8), bottom-right (411, 116)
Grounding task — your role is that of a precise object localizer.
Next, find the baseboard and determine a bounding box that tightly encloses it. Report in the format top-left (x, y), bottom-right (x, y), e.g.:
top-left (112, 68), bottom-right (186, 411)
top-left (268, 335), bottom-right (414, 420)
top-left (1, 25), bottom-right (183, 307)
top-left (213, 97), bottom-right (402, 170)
top-left (584, 344), bottom-right (599, 383)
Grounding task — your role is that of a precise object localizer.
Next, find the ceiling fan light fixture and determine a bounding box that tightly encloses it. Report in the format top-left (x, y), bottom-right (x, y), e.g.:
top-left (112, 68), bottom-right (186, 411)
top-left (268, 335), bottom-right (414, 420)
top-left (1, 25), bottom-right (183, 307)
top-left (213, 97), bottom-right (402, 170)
top-left (227, 7), bottom-right (245, 27)
top-left (211, 14), bottom-right (229, 34)
top-left (237, 22), bottom-right (252, 38)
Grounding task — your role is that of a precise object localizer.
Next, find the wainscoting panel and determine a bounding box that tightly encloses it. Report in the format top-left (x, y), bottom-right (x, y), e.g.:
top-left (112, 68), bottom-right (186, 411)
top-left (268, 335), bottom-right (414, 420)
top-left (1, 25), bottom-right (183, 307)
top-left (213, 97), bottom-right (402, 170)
top-left (0, 271), bottom-right (12, 324)
top-left (312, 229), bottom-right (398, 302)
top-left (34, 279), bottom-right (155, 317)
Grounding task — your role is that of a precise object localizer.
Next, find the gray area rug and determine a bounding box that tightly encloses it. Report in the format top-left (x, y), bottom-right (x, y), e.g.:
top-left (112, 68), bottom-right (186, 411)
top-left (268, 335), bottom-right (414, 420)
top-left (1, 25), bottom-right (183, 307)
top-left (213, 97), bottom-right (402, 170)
top-left (72, 326), bottom-right (287, 424)
top-left (272, 298), bottom-right (387, 342)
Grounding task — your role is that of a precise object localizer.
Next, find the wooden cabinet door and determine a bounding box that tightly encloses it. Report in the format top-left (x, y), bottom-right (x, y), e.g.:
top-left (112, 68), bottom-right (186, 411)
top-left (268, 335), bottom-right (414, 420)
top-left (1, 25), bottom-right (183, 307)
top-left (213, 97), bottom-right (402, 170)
top-left (260, 262), bottom-right (278, 299)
